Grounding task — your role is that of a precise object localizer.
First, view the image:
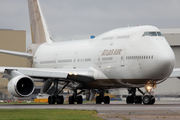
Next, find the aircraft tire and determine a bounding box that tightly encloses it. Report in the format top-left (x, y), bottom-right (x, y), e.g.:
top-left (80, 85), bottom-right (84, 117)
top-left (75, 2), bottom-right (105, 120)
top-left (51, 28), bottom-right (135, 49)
top-left (69, 96), bottom-right (74, 104)
top-left (104, 96), bottom-right (110, 104)
top-left (57, 95), bottom-right (64, 104)
top-left (134, 96), bottom-right (142, 104)
top-left (150, 96), bottom-right (155, 105)
top-left (126, 96), bottom-right (134, 104)
top-left (143, 95), bottom-right (152, 105)
top-left (96, 96), bottom-right (102, 104)
top-left (77, 96), bottom-right (83, 104)
top-left (48, 95), bottom-right (55, 104)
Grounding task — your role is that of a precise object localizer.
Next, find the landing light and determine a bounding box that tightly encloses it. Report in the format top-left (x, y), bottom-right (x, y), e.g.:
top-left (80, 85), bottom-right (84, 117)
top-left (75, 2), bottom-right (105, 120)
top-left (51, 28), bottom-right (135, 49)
top-left (69, 72), bottom-right (73, 75)
top-left (74, 73), bottom-right (78, 76)
top-left (147, 86), bottom-right (152, 90)
top-left (146, 86), bottom-right (152, 92)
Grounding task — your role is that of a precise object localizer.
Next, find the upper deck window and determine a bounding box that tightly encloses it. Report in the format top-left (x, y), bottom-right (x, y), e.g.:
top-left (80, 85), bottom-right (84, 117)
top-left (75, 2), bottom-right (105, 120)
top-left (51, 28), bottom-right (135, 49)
top-left (143, 31), bottom-right (162, 37)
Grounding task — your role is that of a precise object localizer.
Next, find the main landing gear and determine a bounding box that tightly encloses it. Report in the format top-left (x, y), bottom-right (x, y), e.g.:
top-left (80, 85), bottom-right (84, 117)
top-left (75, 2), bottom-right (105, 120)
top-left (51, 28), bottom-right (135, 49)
top-left (68, 89), bottom-right (84, 104)
top-left (48, 80), bottom-right (84, 105)
top-left (126, 85), bottom-right (155, 105)
top-left (48, 81), bottom-right (69, 104)
top-left (95, 90), bottom-right (110, 104)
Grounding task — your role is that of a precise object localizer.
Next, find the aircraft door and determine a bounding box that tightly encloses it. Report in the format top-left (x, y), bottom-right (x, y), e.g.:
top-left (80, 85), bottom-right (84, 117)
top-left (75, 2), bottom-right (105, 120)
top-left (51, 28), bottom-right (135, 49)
top-left (120, 50), bottom-right (125, 67)
top-left (73, 53), bottom-right (77, 69)
top-left (98, 51), bottom-right (102, 67)
top-left (54, 54), bottom-right (58, 69)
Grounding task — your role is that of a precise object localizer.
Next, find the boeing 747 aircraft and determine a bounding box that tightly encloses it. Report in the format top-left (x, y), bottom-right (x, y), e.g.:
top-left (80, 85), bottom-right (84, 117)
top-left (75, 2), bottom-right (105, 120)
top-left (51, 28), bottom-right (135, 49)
top-left (0, 0), bottom-right (179, 105)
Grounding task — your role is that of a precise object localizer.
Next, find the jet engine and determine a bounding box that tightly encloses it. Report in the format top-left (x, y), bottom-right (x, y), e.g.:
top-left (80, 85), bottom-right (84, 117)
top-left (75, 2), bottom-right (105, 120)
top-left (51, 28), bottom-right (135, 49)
top-left (8, 74), bottom-right (34, 97)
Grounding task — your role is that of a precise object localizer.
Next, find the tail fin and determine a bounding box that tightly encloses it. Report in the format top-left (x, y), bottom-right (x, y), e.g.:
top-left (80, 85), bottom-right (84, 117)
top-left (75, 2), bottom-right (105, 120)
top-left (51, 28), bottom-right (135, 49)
top-left (28, 0), bottom-right (53, 44)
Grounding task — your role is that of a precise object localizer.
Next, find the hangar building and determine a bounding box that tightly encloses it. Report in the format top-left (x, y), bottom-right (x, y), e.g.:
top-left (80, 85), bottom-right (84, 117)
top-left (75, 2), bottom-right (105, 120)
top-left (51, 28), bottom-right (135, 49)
top-left (0, 29), bottom-right (30, 99)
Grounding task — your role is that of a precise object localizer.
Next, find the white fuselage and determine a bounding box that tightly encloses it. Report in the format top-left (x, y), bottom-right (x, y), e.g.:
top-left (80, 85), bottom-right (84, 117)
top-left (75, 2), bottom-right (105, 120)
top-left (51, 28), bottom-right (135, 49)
top-left (32, 26), bottom-right (175, 89)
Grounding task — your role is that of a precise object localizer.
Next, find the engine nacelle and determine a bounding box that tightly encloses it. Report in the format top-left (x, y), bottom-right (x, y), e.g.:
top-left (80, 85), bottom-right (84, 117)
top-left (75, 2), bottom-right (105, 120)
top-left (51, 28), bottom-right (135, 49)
top-left (8, 75), bottom-right (35, 97)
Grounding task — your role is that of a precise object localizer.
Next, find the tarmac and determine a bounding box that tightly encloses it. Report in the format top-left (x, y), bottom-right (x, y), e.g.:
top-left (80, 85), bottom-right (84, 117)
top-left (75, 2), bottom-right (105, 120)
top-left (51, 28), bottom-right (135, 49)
top-left (0, 100), bottom-right (180, 120)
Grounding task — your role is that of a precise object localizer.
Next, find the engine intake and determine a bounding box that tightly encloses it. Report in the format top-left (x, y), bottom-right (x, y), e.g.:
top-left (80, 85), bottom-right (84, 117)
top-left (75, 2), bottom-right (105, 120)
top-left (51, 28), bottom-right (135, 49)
top-left (8, 75), bottom-right (34, 97)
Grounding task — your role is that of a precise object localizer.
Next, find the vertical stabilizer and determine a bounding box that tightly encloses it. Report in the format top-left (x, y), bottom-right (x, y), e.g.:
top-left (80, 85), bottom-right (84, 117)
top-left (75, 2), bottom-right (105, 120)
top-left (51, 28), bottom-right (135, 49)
top-left (28, 0), bottom-right (53, 44)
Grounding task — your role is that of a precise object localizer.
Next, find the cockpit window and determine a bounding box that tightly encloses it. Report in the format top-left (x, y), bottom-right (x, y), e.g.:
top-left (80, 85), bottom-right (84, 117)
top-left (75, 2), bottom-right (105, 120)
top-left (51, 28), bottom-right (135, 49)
top-left (143, 31), bottom-right (162, 37)
top-left (157, 32), bottom-right (162, 36)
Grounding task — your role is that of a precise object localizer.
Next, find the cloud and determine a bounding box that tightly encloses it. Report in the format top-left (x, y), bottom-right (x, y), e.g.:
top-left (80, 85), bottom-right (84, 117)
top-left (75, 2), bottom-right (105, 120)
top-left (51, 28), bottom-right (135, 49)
top-left (0, 0), bottom-right (180, 45)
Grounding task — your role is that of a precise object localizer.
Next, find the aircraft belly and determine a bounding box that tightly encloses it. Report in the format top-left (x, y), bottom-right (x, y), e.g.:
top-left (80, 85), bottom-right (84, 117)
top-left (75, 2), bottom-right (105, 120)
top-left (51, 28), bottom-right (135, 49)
top-left (77, 78), bottom-right (163, 89)
top-left (78, 79), bottom-right (123, 89)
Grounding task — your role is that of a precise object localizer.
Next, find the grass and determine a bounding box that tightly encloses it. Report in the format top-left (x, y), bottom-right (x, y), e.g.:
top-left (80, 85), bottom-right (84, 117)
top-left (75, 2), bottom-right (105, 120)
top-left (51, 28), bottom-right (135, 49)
top-left (122, 117), bottom-right (130, 120)
top-left (0, 109), bottom-right (103, 120)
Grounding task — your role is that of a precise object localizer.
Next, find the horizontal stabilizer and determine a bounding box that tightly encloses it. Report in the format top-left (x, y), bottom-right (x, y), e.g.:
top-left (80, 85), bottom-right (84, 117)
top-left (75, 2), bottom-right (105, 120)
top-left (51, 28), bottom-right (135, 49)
top-left (0, 49), bottom-right (32, 58)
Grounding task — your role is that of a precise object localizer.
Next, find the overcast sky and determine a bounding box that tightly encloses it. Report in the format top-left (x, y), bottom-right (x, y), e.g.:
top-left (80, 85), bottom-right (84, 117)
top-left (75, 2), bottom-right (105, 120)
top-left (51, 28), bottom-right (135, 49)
top-left (0, 0), bottom-right (180, 47)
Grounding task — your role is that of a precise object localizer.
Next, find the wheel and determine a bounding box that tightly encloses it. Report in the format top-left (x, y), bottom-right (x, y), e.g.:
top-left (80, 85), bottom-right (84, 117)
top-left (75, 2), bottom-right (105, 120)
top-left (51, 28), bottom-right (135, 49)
top-left (57, 95), bottom-right (64, 104)
top-left (126, 96), bottom-right (134, 104)
top-left (150, 96), bottom-right (155, 105)
top-left (104, 96), bottom-right (110, 104)
top-left (69, 96), bottom-right (74, 104)
top-left (48, 95), bottom-right (55, 104)
top-left (77, 96), bottom-right (83, 104)
top-left (143, 95), bottom-right (151, 105)
top-left (134, 96), bottom-right (142, 104)
top-left (96, 96), bottom-right (102, 104)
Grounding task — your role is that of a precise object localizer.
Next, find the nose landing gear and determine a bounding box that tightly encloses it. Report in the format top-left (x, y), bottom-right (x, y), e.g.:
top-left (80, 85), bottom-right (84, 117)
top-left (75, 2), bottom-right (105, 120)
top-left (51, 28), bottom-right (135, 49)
top-left (143, 95), bottom-right (155, 105)
top-left (142, 83), bottom-right (156, 105)
top-left (126, 82), bottom-right (156, 105)
top-left (126, 88), bottom-right (142, 104)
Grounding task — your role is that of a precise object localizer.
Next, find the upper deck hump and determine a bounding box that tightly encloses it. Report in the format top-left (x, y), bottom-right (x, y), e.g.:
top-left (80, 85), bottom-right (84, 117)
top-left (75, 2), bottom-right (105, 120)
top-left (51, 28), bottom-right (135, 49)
top-left (96, 25), bottom-right (160, 39)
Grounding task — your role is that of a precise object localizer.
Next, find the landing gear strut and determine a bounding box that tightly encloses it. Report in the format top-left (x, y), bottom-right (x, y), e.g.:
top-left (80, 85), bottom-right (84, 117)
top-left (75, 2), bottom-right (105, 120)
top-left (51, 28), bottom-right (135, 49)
top-left (126, 88), bottom-right (142, 104)
top-left (95, 90), bottom-right (110, 104)
top-left (142, 83), bottom-right (156, 105)
top-left (48, 80), bottom-right (69, 104)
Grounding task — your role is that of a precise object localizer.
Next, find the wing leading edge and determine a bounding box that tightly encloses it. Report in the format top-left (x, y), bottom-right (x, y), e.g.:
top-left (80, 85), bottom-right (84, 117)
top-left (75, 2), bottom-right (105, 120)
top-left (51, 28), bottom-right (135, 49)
top-left (0, 67), bottom-right (96, 83)
top-left (0, 49), bottom-right (32, 58)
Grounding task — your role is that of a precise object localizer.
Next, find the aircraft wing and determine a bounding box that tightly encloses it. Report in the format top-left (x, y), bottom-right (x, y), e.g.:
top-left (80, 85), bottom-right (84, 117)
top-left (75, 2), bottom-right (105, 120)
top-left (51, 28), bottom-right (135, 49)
top-left (0, 49), bottom-right (32, 58)
top-left (169, 68), bottom-right (180, 79)
top-left (0, 67), bottom-right (95, 83)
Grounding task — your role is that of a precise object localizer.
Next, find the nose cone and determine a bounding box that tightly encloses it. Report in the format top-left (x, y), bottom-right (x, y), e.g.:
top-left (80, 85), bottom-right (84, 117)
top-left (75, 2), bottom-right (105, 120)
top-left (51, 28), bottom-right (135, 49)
top-left (158, 50), bottom-right (175, 74)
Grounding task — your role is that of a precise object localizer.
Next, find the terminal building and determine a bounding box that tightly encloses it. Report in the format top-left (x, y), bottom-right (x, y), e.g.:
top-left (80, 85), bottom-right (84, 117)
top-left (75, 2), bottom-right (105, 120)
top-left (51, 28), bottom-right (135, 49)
top-left (0, 28), bottom-right (180, 100)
